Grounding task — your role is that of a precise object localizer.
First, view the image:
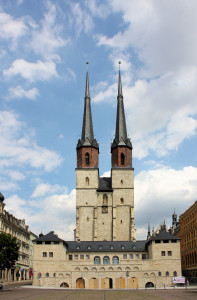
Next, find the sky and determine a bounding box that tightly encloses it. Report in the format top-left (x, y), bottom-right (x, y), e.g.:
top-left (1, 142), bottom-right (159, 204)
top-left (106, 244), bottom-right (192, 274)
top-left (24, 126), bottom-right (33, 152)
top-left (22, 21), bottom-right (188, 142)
top-left (0, 0), bottom-right (197, 240)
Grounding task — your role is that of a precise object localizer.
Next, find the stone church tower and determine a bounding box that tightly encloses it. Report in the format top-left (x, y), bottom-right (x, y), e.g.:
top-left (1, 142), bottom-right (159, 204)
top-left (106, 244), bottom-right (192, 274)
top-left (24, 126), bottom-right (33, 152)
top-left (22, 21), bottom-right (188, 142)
top-left (75, 68), bottom-right (136, 242)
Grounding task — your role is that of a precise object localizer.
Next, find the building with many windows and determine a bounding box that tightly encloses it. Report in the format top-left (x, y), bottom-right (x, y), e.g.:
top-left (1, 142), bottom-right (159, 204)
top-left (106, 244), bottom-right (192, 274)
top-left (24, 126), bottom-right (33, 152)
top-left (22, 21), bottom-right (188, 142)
top-left (0, 192), bottom-right (36, 282)
top-left (33, 68), bottom-right (182, 289)
top-left (178, 201), bottom-right (197, 278)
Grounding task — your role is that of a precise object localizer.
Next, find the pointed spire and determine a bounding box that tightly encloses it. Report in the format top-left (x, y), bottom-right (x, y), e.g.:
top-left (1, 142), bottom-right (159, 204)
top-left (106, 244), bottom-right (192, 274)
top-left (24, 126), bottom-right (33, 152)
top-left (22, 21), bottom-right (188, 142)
top-left (77, 63), bottom-right (98, 149)
top-left (111, 63), bottom-right (132, 149)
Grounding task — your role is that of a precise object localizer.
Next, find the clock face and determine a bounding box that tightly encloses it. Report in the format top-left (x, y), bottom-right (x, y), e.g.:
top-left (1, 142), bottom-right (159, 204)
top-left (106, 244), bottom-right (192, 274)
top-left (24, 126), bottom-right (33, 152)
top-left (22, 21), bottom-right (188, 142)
top-left (102, 206), bottom-right (108, 213)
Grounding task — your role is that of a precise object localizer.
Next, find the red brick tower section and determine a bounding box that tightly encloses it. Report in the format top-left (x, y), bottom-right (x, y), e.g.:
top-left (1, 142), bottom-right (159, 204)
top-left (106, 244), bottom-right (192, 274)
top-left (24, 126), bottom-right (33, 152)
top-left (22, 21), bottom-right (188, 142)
top-left (76, 66), bottom-right (99, 168)
top-left (111, 68), bottom-right (132, 167)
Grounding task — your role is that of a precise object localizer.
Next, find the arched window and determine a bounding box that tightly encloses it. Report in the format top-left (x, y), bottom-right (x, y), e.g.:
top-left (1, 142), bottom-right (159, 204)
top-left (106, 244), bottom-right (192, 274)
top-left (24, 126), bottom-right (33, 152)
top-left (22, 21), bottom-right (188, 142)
top-left (166, 271), bottom-right (169, 276)
top-left (45, 272), bottom-right (49, 277)
top-left (85, 153), bottom-right (90, 166)
top-left (112, 256), bottom-right (119, 264)
top-left (158, 271), bottom-right (161, 276)
top-left (103, 194), bottom-right (108, 205)
top-left (85, 177), bottom-right (89, 185)
top-left (103, 256), bottom-right (110, 265)
top-left (120, 198), bottom-right (124, 204)
top-left (121, 153), bottom-right (125, 165)
top-left (173, 271), bottom-right (177, 277)
top-left (94, 256), bottom-right (101, 265)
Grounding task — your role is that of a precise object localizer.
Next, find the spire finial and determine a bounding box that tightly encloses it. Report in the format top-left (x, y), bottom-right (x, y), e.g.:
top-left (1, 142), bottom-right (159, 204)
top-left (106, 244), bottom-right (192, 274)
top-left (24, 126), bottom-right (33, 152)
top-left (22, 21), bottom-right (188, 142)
top-left (86, 61), bottom-right (89, 70)
top-left (85, 63), bottom-right (90, 98)
top-left (118, 62), bottom-right (122, 96)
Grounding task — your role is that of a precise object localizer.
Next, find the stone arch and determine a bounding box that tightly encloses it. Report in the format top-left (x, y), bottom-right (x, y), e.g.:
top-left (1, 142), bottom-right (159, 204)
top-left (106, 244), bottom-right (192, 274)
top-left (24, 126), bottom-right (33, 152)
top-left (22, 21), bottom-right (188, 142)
top-left (92, 267), bottom-right (97, 271)
top-left (94, 256), bottom-right (101, 265)
top-left (108, 267), bottom-right (114, 271)
top-left (76, 278), bottom-right (85, 289)
top-left (100, 267), bottom-right (105, 271)
top-left (60, 282), bottom-right (69, 288)
top-left (65, 273), bottom-right (70, 278)
top-left (112, 256), bottom-right (119, 264)
top-left (145, 282), bottom-right (154, 288)
top-left (75, 267), bottom-right (80, 271)
top-left (125, 267), bottom-right (130, 271)
top-left (83, 267), bottom-right (88, 271)
top-left (150, 273), bottom-right (155, 276)
top-left (117, 267), bottom-right (122, 271)
top-left (134, 267), bottom-right (139, 270)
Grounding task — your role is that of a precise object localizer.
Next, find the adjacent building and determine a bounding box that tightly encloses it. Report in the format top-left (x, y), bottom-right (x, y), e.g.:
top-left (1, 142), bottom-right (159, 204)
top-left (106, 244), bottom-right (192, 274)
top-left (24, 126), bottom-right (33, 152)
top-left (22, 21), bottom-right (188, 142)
top-left (33, 68), bottom-right (182, 289)
top-left (0, 192), bottom-right (37, 281)
top-left (178, 201), bottom-right (197, 278)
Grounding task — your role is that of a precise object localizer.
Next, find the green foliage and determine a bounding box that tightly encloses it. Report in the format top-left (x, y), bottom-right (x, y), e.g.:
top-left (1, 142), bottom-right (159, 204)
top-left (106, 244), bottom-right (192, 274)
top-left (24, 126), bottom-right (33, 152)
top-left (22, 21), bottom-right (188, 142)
top-left (0, 232), bottom-right (19, 270)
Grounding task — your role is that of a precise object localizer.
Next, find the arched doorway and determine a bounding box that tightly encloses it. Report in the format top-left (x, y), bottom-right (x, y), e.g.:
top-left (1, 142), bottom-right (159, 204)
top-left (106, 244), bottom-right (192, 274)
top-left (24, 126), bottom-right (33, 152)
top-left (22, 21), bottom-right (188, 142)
top-left (76, 278), bottom-right (85, 288)
top-left (145, 282), bottom-right (154, 288)
top-left (60, 282), bottom-right (69, 288)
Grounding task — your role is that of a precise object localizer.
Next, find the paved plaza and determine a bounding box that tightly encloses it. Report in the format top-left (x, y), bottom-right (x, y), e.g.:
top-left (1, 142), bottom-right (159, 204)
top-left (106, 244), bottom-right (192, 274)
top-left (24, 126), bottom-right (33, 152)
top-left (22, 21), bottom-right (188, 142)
top-left (0, 286), bottom-right (197, 300)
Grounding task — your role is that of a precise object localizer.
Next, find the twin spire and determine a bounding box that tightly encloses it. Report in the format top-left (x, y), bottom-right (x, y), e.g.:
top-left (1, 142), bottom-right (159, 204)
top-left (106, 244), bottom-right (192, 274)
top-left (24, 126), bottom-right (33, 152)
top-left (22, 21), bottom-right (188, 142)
top-left (77, 64), bottom-right (132, 150)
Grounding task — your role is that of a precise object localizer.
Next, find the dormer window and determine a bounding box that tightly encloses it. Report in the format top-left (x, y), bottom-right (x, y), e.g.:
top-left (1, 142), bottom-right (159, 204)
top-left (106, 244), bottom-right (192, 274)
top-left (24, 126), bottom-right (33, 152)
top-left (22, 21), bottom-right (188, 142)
top-left (121, 153), bottom-right (125, 165)
top-left (85, 153), bottom-right (90, 165)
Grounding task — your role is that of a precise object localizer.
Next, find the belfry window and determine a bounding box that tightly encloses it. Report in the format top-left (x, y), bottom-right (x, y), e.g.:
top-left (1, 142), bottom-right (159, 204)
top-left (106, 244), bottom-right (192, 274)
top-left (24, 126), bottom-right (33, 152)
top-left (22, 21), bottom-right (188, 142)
top-left (103, 194), bottom-right (108, 205)
top-left (85, 153), bottom-right (90, 165)
top-left (121, 153), bottom-right (125, 165)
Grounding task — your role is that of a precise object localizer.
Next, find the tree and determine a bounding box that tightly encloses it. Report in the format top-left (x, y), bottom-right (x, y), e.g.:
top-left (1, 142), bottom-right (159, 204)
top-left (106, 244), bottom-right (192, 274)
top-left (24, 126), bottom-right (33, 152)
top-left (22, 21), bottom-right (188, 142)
top-left (0, 233), bottom-right (19, 278)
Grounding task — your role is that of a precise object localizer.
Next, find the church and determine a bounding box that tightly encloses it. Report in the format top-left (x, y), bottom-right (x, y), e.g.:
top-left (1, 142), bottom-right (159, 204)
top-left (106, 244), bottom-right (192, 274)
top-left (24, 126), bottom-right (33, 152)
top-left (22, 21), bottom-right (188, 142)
top-left (33, 67), bottom-right (182, 289)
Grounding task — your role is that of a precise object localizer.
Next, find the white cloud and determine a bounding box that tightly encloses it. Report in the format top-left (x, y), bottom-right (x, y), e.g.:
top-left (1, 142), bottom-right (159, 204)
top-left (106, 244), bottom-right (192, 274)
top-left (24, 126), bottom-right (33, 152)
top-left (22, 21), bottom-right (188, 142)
top-left (5, 188), bottom-right (76, 241)
top-left (30, 2), bottom-right (67, 60)
top-left (8, 86), bottom-right (39, 100)
top-left (85, 0), bottom-right (110, 19)
top-left (3, 59), bottom-right (58, 82)
top-left (70, 2), bottom-right (94, 37)
top-left (0, 11), bottom-right (27, 43)
top-left (135, 166), bottom-right (197, 239)
top-left (8, 171), bottom-right (25, 181)
top-left (0, 110), bottom-right (63, 172)
top-left (31, 183), bottom-right (67, 198)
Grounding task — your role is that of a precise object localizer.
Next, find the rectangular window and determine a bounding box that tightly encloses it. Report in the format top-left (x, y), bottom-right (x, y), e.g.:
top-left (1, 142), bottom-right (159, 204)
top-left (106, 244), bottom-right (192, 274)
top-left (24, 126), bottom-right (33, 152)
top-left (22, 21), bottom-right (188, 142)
top-left (161, 251), bottom-right (165, 256)
top-left (49, 252), bottom-right (53, 257)
top-left (69, 255), bottom-right (73, 261)
top-left (43, 252), bottom-right (47, 257)
top-left (163, 240), bottom-right (169, 243)
top-left (129, 254), bottom-right (133, 259)
top-left (54, 241), bottom-right (59, 245)
top-left (136, 254), bottom-right (139, 259)
top-left (86, 255), bottom-right (90, 260)
top-left (168, 251), bottom-right (172, 256)
top-left (74, 255), bottom-right (78, 260)
top-left (123, 254), bottom-right (127, 259)
top-left (80, 255), bottom-right (84, 260)
top-left (142, 254), bottom-right (146, 260)
top-left (45, 241), bottom-right (51, 245)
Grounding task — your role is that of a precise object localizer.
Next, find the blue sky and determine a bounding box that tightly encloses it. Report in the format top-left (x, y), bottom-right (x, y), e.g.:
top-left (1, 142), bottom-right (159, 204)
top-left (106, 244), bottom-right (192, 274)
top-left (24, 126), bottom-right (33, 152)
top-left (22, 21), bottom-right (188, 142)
top-left (0, 0), bottom-right (197, 240)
